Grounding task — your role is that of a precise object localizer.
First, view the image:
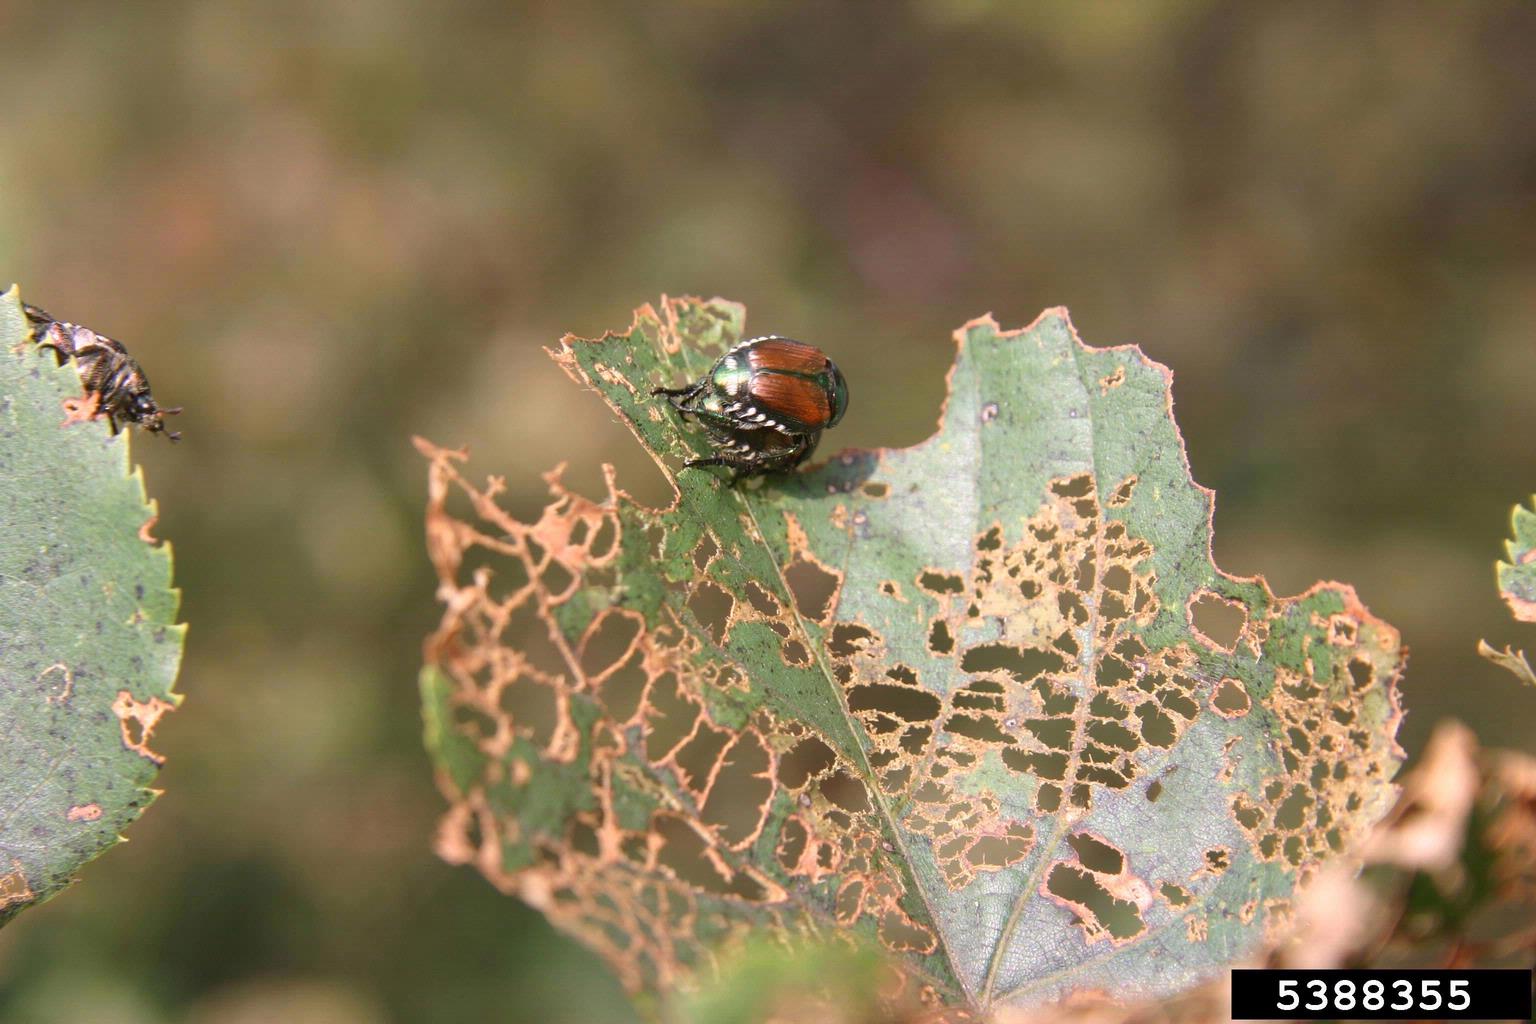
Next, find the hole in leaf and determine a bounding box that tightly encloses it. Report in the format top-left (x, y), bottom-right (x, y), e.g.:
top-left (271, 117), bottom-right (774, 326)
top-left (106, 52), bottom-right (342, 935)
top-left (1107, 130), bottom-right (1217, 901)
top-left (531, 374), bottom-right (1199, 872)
top-left (1211, 677), bottom-right (1250, 717)
top-left (1003, 748), bottom-right (1067, 779)
top-left (508, 601), bottom-right (568, 677)
top-left (917, 571), bottom-right (964, 595)
top-left (700, 731), bottom-right (773, 849)
top-left (960, 644), bottom-right (1064, 682)
top-left (899, 725), bottom-right (931, 755)
top-left (836, 878), bottom-right (865, 922)
top-left (743, 581), bottom-right (781, 618)
top-left (644, 672), bottom-right (698, 763)
top-left (596, 649), bottom-right (649, 723)
top-left (847, 684), bottom-right (940, 722)
top-left (1045, 863), bottom-right (1144, 942)
top-left (1274, 787), bottom-right (1313, 831)
top-left (1023, 718), bottom-right (1075, 751)
top-left (687, 582), bottom-right (733, 646)
top-left (1189, 590), bottom-right (1246, 651)
top-left (500, 676), bottom-right (559, 748)
top-left (1086, 720), bottom-right (1139, 752)
top-left (587, 516), bottom-right (617, 560)
top-left (777, 817), bottom-right (808, 871)
top-left (1051, 474), bottom-right (1093, 498)
top-left (692, 532), bottom-right (718, 571)
top-left (579, 611), bottom-right (642, 679)
top-left (778, 737), bottom-right (837, 789)
top-left (653, 814), bottom-right (771, 901)
top-left (927, 619), bottom-right (954, 655)
top-left (1107, 475), bottom-right (1136, 506)
top-left (1095, 655), bottom-right (1134, 688)
top-left (946, 714), bottom-right (1011, 744)
top-left (878, 911), bottom-right (935, 954)
top-left (453, 702), bottom-right (497, 740)
top-left (1067, 832), bottom-right (1125, 875)
top-left (1134, 703), bottom-right (1177, 748)
top-left (1348, 658), bottom-right (1374, 690)
top-left (674, 721), bottom-right (731, 795)
top-left (1089, 693), bottom-right (1129, 720)
top-left (828, 623), bottom-right (874, 658)
top-left (1160, 882), bottom-right (1191, 907)
top-left (819, 771), bottom-right (871, 813)
top-left (541, 559), bottom-right (575, 597)
top-left (785, 558), bottom-right (839, 622)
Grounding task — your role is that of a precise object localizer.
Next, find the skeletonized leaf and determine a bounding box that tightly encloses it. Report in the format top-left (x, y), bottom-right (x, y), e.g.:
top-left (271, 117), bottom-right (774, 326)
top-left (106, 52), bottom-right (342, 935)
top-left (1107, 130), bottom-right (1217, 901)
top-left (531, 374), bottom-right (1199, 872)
top-left (418, 298), bottom-right (1404, 1013)
top-left (0, 286), bottom-right (184, 926)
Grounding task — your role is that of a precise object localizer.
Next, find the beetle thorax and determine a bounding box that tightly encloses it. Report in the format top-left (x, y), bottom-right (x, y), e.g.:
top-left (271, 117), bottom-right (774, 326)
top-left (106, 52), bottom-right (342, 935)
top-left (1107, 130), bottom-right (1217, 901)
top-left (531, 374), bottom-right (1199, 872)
top-left (710, 358), bottom-right (753, 397)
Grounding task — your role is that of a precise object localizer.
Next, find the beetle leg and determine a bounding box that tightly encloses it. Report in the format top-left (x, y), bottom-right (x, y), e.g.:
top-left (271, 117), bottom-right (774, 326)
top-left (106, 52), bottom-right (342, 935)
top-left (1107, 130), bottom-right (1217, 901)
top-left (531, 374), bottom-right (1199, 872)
top-left (652, 382), bottom-right (706, 421)
top-left (651, 382), bottom-right (704, 401)
top-left (681, 456), bottom-right (733, 472)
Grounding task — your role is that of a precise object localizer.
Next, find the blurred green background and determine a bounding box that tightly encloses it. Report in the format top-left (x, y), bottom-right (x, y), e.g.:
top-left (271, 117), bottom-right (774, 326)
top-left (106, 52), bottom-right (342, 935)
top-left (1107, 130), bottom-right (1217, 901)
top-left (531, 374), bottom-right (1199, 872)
top-left (2, 2), bottom-right (1535, 1022)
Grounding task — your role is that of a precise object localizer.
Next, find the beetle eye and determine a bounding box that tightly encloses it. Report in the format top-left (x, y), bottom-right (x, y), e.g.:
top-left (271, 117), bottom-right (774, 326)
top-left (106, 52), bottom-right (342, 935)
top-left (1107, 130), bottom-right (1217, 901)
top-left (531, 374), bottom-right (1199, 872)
top-left (826, 362), bottom-right (849, 428)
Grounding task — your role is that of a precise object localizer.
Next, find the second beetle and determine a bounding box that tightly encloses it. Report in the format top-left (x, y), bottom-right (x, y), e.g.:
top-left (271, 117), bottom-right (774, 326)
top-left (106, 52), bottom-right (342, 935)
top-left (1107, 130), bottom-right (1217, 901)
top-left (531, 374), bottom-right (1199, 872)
top-left (653, 335), bottom-right (848, 482)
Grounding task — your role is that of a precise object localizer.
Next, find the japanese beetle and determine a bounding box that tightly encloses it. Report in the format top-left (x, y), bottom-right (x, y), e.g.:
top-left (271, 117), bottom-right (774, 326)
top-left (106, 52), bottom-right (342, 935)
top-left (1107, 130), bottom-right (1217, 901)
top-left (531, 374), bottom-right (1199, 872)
top-left (652, 335), bottom-right (847, 481)
top-left (24, 302), bottom-right (182, 440)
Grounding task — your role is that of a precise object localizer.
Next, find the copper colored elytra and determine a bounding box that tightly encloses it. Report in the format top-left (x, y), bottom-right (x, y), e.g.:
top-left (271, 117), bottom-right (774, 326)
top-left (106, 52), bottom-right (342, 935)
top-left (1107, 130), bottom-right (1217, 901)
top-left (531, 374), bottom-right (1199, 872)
top-left (652, 335), bottom-right (848, 481)
top-left (23, 302), bottom-right (181, 440)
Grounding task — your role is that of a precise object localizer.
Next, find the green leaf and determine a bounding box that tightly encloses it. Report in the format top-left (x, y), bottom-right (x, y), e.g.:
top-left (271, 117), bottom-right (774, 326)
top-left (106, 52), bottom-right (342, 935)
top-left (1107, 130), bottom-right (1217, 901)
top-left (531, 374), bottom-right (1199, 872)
top-left (1496, 496), bottom-right (1536, 623)
top-left (0, 286), bottom-right (184, 927)
top-left (419, 297), bottom-right (1405, 1014)
top-left (675, 938), bottom-right (887, 1024)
